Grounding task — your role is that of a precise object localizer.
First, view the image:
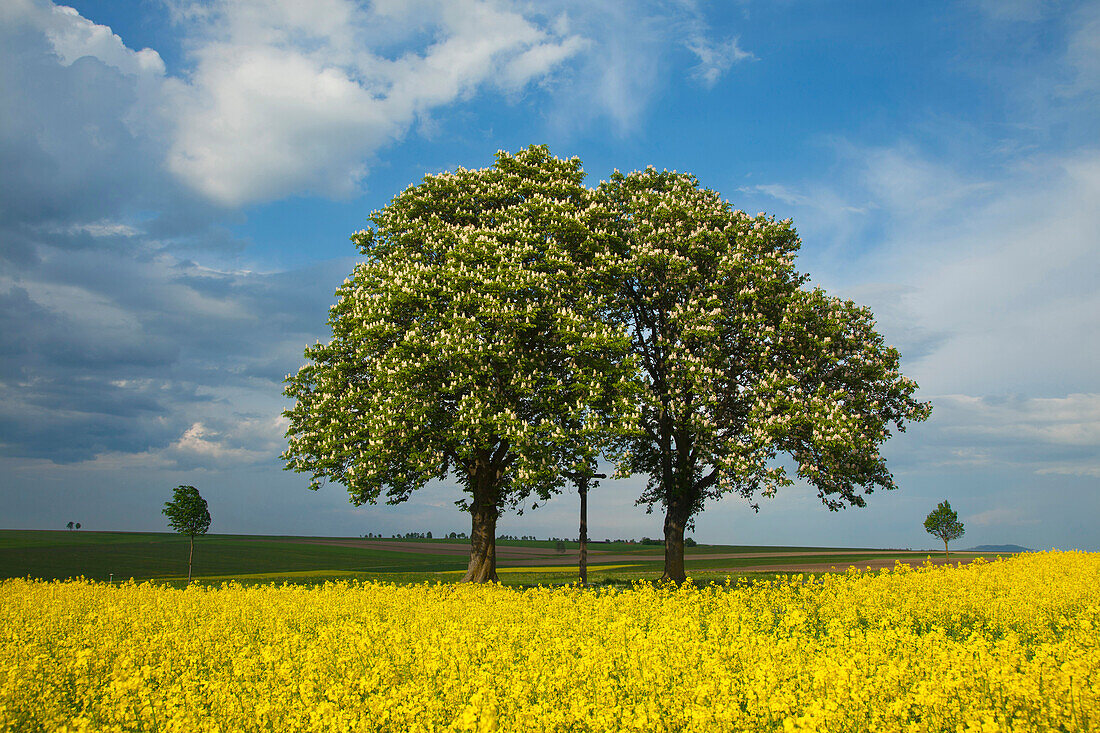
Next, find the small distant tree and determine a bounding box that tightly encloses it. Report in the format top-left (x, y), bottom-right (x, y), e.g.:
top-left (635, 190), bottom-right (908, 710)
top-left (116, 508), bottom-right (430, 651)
top-left (163, 485), bottom-right (211, 583)
top-left (924, 500), bottom-right (964, 559)
top-left (66, 521), bottom-right (74, 530)
top-left (75, 523), bottom-right (81, 530)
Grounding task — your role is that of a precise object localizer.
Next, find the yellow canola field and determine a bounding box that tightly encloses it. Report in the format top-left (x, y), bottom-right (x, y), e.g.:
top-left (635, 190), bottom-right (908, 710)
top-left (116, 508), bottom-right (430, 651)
top-left (2, 551), bottom-right (1097, 732)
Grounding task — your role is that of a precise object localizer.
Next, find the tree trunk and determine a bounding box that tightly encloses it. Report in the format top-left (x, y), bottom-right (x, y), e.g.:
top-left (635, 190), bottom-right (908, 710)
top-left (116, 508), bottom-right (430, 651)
top-left (462, 463), bottom-right (500, 582)
top-left (662, 502), bottom-right (689, 583)
top-left (187, 535), bottom-right (194, 584)
top-left (944, 539), bottom-right (949, 561)
top-left (579, 484), bottom-right (588, 586)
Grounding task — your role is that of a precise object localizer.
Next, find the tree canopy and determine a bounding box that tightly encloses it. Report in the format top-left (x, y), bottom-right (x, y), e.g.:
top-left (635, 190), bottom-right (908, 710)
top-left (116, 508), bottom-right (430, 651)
top-left (924, 500), bottom-right (965, 558)
top-left (163, 484), bottom-right (211, 583)
top-left (596, 168), bottom-right (932, 581)
top-left (283, 146), bottom-right (638, 582)
top-left (163, 485), bottom-right (211, 538)
top-left (284, 150), bottom-right (931, 584)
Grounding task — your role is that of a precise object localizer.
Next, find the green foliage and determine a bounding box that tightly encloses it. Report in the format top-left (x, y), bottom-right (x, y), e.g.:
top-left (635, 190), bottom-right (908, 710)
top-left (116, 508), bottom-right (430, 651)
top-left (595, 167), bottom-right (932, 525)
top-left (283, 147), bottom-right (930, 583)
top-left (0, 531), bottom-right (469, 581)
top-left (924, 500), bottom-right (965, 544)
top-left (162, 485), bottom-right (211, 538)
top-left (283, 146), bottom-right (639, 514)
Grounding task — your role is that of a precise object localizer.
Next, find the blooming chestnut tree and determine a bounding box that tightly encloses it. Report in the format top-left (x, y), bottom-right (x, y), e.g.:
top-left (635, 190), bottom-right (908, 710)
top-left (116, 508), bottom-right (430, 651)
top-left (597, 168), bottom-right (931, 582)
top-left (282, 147), bottom-right (638, 582)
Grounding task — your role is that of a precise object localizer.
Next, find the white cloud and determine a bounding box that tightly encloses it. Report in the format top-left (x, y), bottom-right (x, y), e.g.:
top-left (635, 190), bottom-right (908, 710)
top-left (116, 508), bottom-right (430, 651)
top-left (670, 0), bottom-right (754, 87)
top-left (867, 151), bottom-right (1100, 397)
top-left (530, 2), bottom-right (665, 136)
top-left (742, 120), bottom-right (1100, 495)
top-left (526, 0), bottom-right (755, 136)
top-left (6, 0), bottom-right (590, 208)
top-left (164, 0), bottom-right (588, 205)
top-left (166, 416), bottom-right (284, 469)
top-left (737, 183), bottom-right (870, 239)
top-left (498, 34), bottom-right (591, 90)
top-left (0, 0), bottom-right (167, 78)
top-left (685, 36), bottom-right (752, 87)
top-left (934, 393), bottom-right (1100, 448)
top-left (757, 140), bottom-right (1099, 403)
top-left (6, 0), bottom-right (760, 206)
top-left (940, 447), bottom-right (995, 468)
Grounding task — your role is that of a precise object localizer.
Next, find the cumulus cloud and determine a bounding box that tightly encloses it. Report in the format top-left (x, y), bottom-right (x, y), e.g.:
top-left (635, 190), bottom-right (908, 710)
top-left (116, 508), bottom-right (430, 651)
top-left (2, 0), bottom-right (595, 208)
top-left (5, 0), bottom-right (752, 207)
top-left (161, 0), bottom-right (589, 205)
top-left (165, 416), bottom-right (286, 469)
top-left (2, 0), bottom-right (166, 78)
top-left (0, 0), bottom-right (757, 470)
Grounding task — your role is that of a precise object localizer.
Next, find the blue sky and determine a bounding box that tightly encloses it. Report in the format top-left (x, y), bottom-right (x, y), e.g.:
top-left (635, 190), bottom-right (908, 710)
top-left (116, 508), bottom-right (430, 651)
top-left (2, 0), bottom-right (1097, 550)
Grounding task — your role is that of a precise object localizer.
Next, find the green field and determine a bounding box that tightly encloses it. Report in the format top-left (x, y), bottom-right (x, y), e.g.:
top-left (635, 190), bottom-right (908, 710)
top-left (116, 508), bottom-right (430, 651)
top-left (0, 530), bottom-right (989, 587)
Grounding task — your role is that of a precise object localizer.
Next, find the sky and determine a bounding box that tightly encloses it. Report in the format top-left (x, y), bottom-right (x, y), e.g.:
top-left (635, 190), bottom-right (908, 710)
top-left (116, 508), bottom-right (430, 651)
top-left (1, 0), bottom-right (1098, 551)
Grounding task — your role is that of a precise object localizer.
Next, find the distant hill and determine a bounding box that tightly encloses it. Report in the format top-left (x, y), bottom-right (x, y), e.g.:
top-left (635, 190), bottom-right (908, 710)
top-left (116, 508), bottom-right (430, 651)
top-left (966, 544), bottom-right (1034, 553)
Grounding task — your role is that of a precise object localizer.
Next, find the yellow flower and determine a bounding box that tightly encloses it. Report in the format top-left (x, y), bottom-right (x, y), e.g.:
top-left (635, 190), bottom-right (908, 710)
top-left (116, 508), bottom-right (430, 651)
top-left (1, 552), bottom-right (1097, 731)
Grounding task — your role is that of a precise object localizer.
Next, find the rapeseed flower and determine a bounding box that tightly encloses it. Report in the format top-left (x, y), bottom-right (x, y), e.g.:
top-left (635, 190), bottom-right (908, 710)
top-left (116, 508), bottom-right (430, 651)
top-left (2, 552), bottom-right (1096, 731)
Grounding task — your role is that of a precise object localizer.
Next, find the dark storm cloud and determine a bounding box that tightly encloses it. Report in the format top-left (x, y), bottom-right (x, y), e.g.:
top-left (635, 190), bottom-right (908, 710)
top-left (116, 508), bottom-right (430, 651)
top-left (0, 25), bottom-right (158, 229)
top-left (0, 408), bottom-right (178, 464)
top-left (0, 278), bottom-right (199, 461)
top-left (0, 212), bottom-right (351, 459)
top-left (0, 282), bottom-right (177, 374)
top-left (0, 8), bottom-right (244, 257)
top-left (0, 12), bottom-right (356, 467)
top-left (0, 287), bottom-right (54, 363)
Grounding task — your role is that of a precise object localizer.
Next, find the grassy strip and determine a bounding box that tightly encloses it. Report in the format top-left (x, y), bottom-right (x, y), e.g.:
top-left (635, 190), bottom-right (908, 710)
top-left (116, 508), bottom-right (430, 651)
top-left (0, 535), bottom-right (468, 581)
top-left (1, 530), bottom-right (980, 585)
